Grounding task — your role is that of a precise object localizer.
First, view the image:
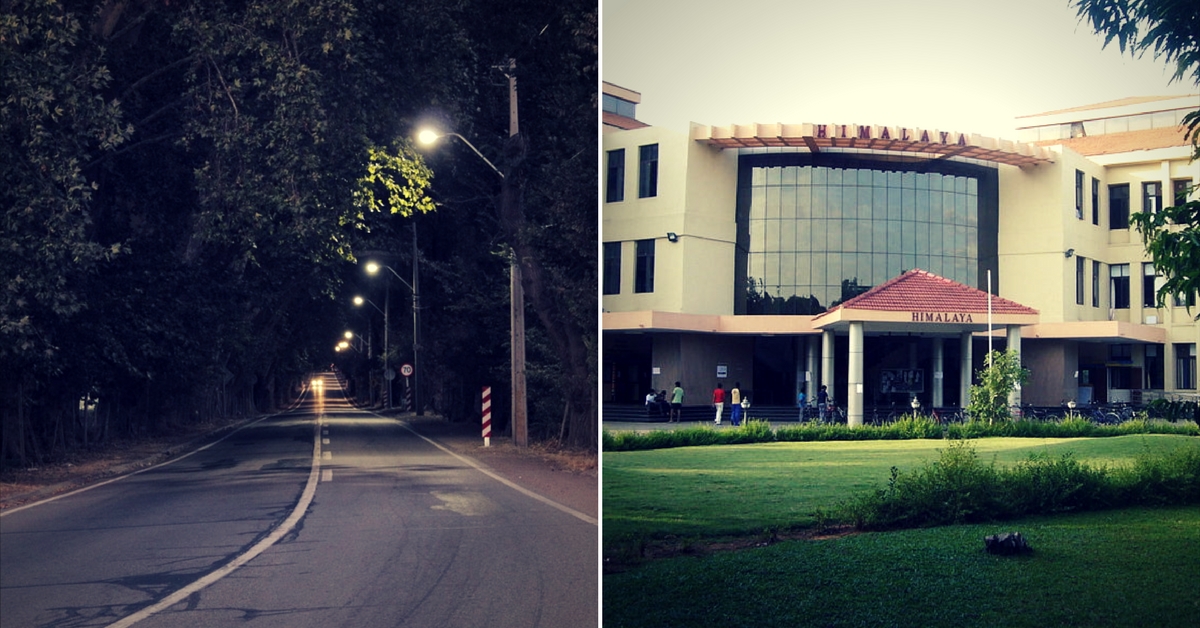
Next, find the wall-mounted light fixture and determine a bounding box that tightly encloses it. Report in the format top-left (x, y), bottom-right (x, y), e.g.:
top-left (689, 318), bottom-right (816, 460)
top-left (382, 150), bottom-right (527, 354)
top-left (666, 232), bottom-right (679, 243)
top-left (1064, 248), bottom-right (1075, 258)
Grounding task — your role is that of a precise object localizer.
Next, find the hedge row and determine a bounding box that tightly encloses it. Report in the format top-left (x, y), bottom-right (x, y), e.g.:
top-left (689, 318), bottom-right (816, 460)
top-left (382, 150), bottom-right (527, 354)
top-left (602, 416), bottom-right (1200, 452)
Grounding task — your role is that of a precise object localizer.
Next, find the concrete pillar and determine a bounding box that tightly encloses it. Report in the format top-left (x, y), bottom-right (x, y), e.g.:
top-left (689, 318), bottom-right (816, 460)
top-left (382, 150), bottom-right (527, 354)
top-left (807, 336), bottom-right (820, 397)
top-left (1006, 325), bottom-right (1023, 408)
top-left (794, 336), bottom-right (806, 401)
top-left (821, 329), bottom-right (835, 400)
top-left (960, 331), bottom-right (974, 408)
top-left (848, 322), bottom-right (864, 427)
top-left (933, 337), bottom-right (945, 407)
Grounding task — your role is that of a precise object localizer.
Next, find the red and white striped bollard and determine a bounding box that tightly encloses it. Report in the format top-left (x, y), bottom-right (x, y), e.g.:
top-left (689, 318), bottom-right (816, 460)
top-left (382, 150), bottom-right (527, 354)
top-left (481, 386), bottom-right (492, 447)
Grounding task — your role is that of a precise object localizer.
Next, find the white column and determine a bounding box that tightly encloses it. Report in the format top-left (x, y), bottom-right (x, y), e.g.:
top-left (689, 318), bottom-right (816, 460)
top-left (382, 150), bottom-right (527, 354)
top-left (821, 329), bottom-right (835, 398)
top-left (1006, 325), bottom-right (1023, 407)
top-left (848, 322), bottom-right (864, 428)
top-left (807, 336), bottom-right (820, 397)
top-left (960, 331), bottom-right (974, 408)
top-left (933, 337), bottom-right (945, 407)
top-left (795, 336), bottom-right (806, 400)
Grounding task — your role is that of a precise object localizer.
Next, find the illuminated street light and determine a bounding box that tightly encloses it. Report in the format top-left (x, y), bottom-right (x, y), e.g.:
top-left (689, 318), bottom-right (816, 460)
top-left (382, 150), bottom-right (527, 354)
top-left (365, 258), bottom-right (421, 415)
top-left (354, 295), bottom-right (384, 315)
top-left (416, 129), bottom-right (504, 179)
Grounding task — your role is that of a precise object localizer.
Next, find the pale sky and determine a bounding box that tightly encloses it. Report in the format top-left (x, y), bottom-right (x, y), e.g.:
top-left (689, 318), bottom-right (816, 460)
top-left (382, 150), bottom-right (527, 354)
top-left (602, 0), bottom-right (1198, 141)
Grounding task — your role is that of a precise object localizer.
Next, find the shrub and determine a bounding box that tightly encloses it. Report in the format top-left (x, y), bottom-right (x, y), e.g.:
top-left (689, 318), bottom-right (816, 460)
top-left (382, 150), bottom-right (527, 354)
top-left (732, 418), bottom-right (775, 443)
top-left (1147, 398), bottom-right (1200, 426)
top-left (839, 439), bottom-right (1200, 531)
top-left (1114, 445), bottom-right (1200, 506)
top-left (841, 439), bottom-right (1000, 529)
top-left (967, 350), bottom-right (1029, 424)
top-left (1001, 451), bottom-right (1112, 514)
top-left (883, 416), bottom-right (943, 439)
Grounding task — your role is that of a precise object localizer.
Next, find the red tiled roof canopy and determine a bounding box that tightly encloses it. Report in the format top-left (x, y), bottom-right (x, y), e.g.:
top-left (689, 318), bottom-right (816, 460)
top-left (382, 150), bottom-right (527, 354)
top-left (815, 269), bottom-right (1039, 321)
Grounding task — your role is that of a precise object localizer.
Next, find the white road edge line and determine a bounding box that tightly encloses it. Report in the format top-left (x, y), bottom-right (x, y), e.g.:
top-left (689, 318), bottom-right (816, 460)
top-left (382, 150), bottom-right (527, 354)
top-left (104, 414), bottom-right (323, 628)
top-left (380, 413), bottom-right (598, 526)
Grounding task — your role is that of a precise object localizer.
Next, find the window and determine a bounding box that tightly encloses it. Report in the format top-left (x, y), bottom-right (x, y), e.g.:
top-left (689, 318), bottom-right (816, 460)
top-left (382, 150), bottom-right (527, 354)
top-left (1075, 170), bottom-right (1084, 219)
top-left (1076, 256), bottom-right (1085, 305)
top-left (638, 144), bottom-right (658, 198)
top-left (1173, 291), bottom-right (1196, 308)
top-left (602, 242), bottom-right (621, 295)
top-left (1091, 177), bottom-right (1100, 225)
top-left (1109, 184), bottom-right (1129, 229)
top-left (1174, 179), bottom-right (1192, 205)
top-left (1145, 344), bottom-right (1164, 389)
top-left (606, 149), bottom-right (625, 203)
top-left (1142, 181), bottom-right (1161, 214)
top-left (1110, 263), bottom-right (1130, 309)
top-left (1143, 262), bottom-right (1160, 308)
top-left (634, 239), bottom-right (655, 293)
top-left (1175, 343), bottom-right (1197, 390)
top-left (602, 94), bottom-right (636, 118)
top-left (1092, 260), bottom-right (1101, 308)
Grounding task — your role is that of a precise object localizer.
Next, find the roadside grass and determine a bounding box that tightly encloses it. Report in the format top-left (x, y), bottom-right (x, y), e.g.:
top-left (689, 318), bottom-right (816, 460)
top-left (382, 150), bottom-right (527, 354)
top-left (602, 434), bottom-right (1200, 545)
top-left (603, 506), bottom-right (1200, 628)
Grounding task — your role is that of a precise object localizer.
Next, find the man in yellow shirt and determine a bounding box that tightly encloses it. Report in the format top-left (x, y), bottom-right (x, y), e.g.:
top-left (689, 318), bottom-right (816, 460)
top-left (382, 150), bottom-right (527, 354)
top-left (730, 383), bottom-right (742, 426)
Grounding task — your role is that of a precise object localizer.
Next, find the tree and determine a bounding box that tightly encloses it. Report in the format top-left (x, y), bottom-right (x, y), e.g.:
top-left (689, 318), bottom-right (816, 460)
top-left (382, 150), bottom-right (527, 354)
top-left (967, 350), bottom-right (1030, 424)
top-left (1073, 0), bottom-right (1200, 309)
top-left (0, 0), bottom-right (598, 467)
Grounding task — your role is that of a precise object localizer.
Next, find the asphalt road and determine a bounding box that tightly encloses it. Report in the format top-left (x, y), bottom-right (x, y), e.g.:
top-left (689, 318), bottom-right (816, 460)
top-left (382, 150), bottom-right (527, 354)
top-left (0, 374), bottom-right (597, 628)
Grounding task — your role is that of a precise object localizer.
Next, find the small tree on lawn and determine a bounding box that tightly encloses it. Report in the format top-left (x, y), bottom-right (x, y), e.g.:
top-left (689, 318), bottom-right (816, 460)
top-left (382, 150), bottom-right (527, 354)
top-left (968, 350), bottom-right (1030, 424)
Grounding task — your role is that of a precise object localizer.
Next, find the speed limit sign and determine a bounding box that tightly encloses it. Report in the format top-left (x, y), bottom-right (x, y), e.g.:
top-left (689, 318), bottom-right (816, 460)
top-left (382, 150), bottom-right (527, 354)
top-left (400, 363), bottom-right (414, 377)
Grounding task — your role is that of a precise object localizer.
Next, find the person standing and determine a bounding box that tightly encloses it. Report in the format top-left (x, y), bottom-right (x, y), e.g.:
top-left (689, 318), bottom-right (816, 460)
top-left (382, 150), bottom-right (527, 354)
top-left (817, 384), bottom-right (829, 422)
top-left (712, 383), bottom-right (726, 425)
top-left (730, 383), bottom-right (743, 426)
top-left (797, 388), bottom-right (807, 421)
top-left (670, 381), bottom-right (684, 422)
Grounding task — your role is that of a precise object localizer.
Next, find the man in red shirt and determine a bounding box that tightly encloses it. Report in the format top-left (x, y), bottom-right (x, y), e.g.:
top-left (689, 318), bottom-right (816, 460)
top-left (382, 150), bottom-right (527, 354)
top-left (712, 383), bottom-right (726, 425)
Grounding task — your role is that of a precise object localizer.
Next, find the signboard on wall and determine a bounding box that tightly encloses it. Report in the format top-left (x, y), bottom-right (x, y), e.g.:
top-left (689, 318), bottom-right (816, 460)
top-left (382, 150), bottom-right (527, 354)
top-left (881, 369), bottom-right (924, 394)
top-left (716, 364), bottom-right (728, 378)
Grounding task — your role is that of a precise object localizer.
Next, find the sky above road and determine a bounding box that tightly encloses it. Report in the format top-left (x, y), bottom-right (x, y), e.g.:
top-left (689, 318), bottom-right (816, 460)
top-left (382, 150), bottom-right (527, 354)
top-left (602, 0), bottom-right (1198, 140)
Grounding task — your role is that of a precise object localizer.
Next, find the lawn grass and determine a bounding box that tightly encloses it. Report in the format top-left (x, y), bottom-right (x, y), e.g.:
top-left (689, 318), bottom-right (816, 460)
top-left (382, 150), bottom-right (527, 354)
top-left (603, 506), bottom-right (1200, 628)
top-left (602, 434), bottom-right (1199, 543)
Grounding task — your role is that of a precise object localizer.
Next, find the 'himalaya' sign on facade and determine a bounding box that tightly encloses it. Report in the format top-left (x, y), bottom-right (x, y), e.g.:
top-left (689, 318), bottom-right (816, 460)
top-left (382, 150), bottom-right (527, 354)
top-left (911, 312), bottom-right (975, 323)
top-left (815, 124), bottom-right (970, 146)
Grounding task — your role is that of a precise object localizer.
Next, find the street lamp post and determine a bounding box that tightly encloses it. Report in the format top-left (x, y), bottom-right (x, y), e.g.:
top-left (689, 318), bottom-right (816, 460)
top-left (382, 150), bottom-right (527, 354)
top-left (417, 130), bottom-right (527, 447)
top-left (417, 64), bottom-right (526, 447)
top-left (366, 256), bottom-right (421, 415)
top-left (353, 295), bottom-right (385, 404)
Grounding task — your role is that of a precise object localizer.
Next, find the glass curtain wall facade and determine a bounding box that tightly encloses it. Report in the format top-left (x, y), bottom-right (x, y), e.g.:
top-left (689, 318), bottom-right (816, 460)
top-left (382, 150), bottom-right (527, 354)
top-left (735, 152), bottom-right (999, 314)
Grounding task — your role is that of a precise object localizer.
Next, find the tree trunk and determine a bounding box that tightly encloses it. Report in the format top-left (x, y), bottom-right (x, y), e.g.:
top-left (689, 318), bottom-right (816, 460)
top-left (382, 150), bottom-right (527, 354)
top-left (498, 136), bottom-right (596, 450)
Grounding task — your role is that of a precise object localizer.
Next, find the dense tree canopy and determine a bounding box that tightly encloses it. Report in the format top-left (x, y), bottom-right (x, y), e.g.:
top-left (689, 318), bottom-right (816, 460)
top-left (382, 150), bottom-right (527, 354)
top-left (1072, 0), bottom-right (1200, 309)
top-left (0, 0), bottom-right (597, 466)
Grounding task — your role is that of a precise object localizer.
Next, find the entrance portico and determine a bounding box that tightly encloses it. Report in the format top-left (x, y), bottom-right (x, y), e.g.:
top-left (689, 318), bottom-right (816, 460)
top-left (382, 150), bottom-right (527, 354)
top-left (812, 270), bottom-right (1040, 426)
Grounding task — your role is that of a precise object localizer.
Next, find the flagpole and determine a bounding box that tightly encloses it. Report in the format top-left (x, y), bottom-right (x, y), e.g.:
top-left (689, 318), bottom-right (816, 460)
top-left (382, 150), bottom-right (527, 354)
top-left (987, 270), bottom-right (993, 364)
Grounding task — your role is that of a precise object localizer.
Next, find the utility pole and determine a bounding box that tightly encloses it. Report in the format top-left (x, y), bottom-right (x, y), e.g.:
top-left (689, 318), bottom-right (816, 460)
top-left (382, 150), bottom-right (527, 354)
top-left (412, 224), bottom-right (423, 415)
top-left (504, 58), bottom-right (527, 448)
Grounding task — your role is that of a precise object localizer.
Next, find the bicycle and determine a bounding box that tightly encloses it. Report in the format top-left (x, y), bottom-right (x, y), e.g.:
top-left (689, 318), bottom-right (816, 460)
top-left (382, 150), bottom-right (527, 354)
top-left (1083, 405), bottom-right (1122, 425)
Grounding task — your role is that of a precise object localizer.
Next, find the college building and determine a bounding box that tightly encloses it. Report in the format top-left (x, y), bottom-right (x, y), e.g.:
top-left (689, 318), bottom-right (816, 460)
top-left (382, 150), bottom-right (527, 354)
top-left (602, 82), bottom-right (1199, 425)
